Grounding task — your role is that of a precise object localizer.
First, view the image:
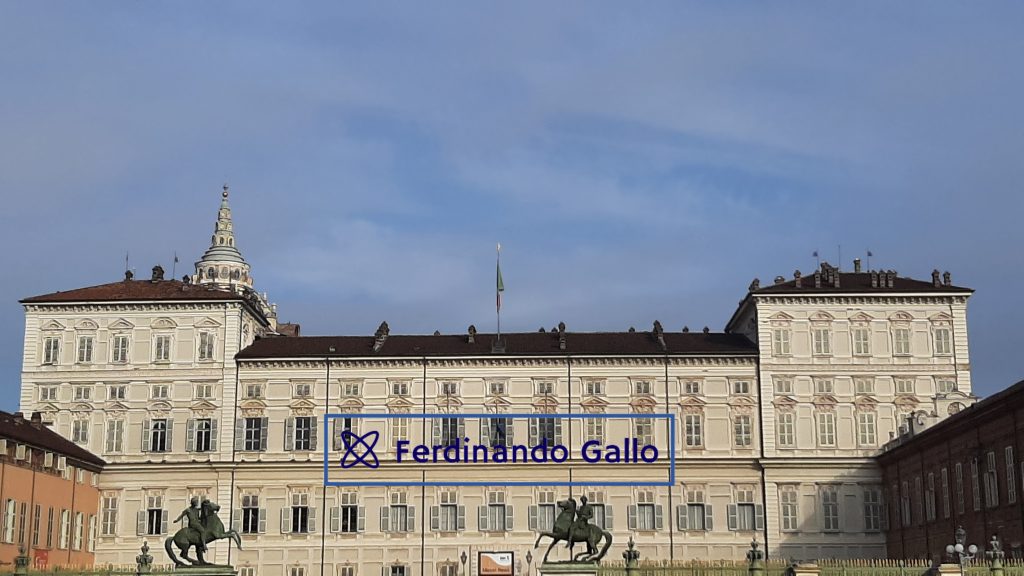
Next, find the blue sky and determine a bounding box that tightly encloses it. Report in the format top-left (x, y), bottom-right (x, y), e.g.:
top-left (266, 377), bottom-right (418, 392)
top-left (1, 3), bottom-right (1022, 408)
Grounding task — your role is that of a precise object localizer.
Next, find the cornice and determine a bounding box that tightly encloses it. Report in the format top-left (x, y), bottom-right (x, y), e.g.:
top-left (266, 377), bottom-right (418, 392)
top-left (24, 302), bottom-right (245, 314)
top-left (238, 355), bottom-right (756, 371)
top-left (753, 295), bottom-right (969, 306)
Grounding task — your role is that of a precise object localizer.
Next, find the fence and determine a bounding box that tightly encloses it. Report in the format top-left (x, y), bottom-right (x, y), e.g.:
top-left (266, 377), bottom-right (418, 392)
top-left (595, 558), bottom-right (1024, 576)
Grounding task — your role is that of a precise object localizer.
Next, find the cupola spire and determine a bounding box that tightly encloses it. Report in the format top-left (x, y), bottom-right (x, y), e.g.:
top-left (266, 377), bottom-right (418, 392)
top-left (193, 184), bottom-right (253, 289)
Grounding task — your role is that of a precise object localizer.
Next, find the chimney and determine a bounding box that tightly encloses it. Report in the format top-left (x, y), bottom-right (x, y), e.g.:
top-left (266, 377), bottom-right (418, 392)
top-left (558, 322), bottom-right (566, 351)
top-left (653, 320), bottom-right (666, 350)
top-left (433, 330), bottom-right (440, 336)
top-left (749, 278), bottom-right (760, 292)
top-left (538, 327), bottom-right (546, 333)
top-left (932, 270), bottom-right (941, 288)
top-left (467, 325), bottom-right (477, 344)
top-left (870, 271), bottom-right (878, 288)
top-left (814, 270), bottom-right (822, 288)
top-left (372, 321), bottom-right (390, 352)
top-left (151, 265), bottom-right (164, 282)
top-left (774, 276), bottom-right (785, 285)
top-left (682, 326), bottom-right (689, 333)
top-left (702, 326), bottom-right (710, 334)
top-left (124, 269), bottom-right (134, 281)
top-left (889, 270), bottom-right (897, 288)
top-left (833, 268), bottom-right (840, 288)
top-left (628, 327), bottom-right (635, 333)
top-left (943, 271), bottom-right (952, 286)
top-left (13, 412), bottom-right (24, 424)
top-left (30, 412), bottom-right (42, 427)
top-left (182, 275), bottom-right (191, 285)
top-left (794, 270), bottom-right (802, 288)
top-left (853, 258), bottom-right (862, 273)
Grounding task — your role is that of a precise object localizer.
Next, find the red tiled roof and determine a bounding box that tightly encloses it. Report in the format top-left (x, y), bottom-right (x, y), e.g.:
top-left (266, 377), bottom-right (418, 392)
top-left (237, 330), bottom-right (757, 359)
top-left (752, 271), bottom-right (972, 294)
top-left (0, 411), bottom-right (105, 469)
top-left (21, 279), bottom-right (246, 304)
top-left (276, 323), bottom-right (301, 337)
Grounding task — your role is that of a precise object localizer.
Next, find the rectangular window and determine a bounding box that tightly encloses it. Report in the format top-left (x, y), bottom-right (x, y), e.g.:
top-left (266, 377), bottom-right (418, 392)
top-left (864, 488), bottom-right (881, 532)
top-left (43, 337), bottom-right (60, 365)
top-left (637, 503), bottom-right (656, 531)
top-left (985, 452), bottom-right (999, 508)
top-left (32, 504), bottom-right (41, 547)
top-left (391, 381), bottom-right (410, 396)
top-left (241, 494), bottom-right (262, 534)
top-left (814, 379), bottom-right (834, 394)
top-left (854, 378), bottom-right (874, 395)
top-left (537, 492), bottom-right (557, 532)
top-left (149, 419), bottom-right (168, 452)
top-left (244, 383), bottom-right (264, 399)
top-left (439, 381), bottom-right (459, 396)
top-left (941, 467), bottom-right (951, 519)
top-left (244, 418), bottom-right (266, 451)
top-left (733, 415), bottom-right (752, 447)
top-left (777, 413), bottom-right (795, 447)
top-left (112, 335), bottom-right (130, 363)
top-left (535, 381), bottom-right (554, 396)
top-left (857, 412), bottom-right (877, 447)
top-left (893, 328), bottom-right (911, 355)
top-left (39, 386), bottom-right (57, 401)
top-left (72, 420), bottom-right (89, 445)
top-left (77, 336), bottom-right (94, 363)
top-left (1007, 447), bottom-right (1017, 504)
top-left (193, 419), bottom-right (214, 452)
top-left (812, 328), bottom-right (831, 355)
top-left (486, 492), bottom-right (506, 532)
top-left (195, 383), bottom-right (213, 399)
top-left (72, 511), bottom-right (83, 550)
top-left (972, 458), bottom-right (982, 511)
top-left (440, 417), bottom-right (462, 446)
top-left (487, 381), bottom-right (506, 396)
top-left (955, 462), bottom-right (965, 514)
top-left (895, 378), bottom-right (915, 395)
top-left (198, 332), bottom-right (215, 361)
top-left (295, 382), bottom-right (313, 398)
top-left (74, 386), bottom-right (92, 401)
top-left (101, 495), bottom-right (118, 536)
top-left (3, 500), bottom-right (16, 543)
top-left (146, 495), bottom-right (163, 535)
top-left (684, 381), bottom-right (701, 395)
top-left (634, 381), bottom-right (653, 395)
top-left (683, 489), bottom-right (707, 531)
top-left (438, 491), bottom-right (459, 532)
top-left (937, 379), bottom-right (957, 394)
top-left (294, 416), bottom-right (314, 451)
top-left (343, 381), bottom-right (361, 397)
top-left (47, 507), bottom-right (53, 548)
top-left (634, 418), bottom-right (654, 446)
top-left (780, 487), bottom-right (798, 531)
top-left (105, 420), bottom-right (124, 453)
top-left (154, 335), bottom-right (171, 362)
top-left (585, 418), bottom-right (604, 444)
top-left (817, 412), bottom-right (836, 447)
top-left (290, 492), bottom-right (310, 533)
top-left (390, 416), bottom-right (409, 445)
top-left (107, 385), bottom-right (126, 400)
top-left (536, 417), bottom-right (557, 445)
top-left (59, 509), bottom-right (70, 547)
top-left (151, 384), bottom-right (169, 399)
top-left (925, 474), bottom-right (936, 521)
top-left (821, 487), bottom-right (840, 532)
top-left (772, 328), bottom-right (791, 355)
top-left (852, 328), bottom-right (871, 356)
top-left (934, 327), bottom-right (952, 355)
top-left (585, 380), bottom-right (605, 396)
top-left (339, 493), bottom-right (359, 533)
top-left (390, 493), bottom-right (410, 532)
top-left (732, 381), bottom-right (751, 395)
top-left (774, 378), bottom-right (792, 395)
top-left (684, 414), bottom-right (703, 447)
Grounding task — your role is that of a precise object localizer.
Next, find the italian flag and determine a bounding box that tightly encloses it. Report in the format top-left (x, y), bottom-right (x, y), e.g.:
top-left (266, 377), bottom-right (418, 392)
top-left (496, 243), bottom-right (505, 312)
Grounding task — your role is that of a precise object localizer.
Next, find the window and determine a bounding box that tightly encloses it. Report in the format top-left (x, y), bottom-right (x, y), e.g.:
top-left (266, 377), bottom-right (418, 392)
top-left (773, 328), bottom-right (791, 355)
top-left (101, 495), bottom-right (118, 536)
top-left (864, 488), bottom-right (882, 532)
top-left (88, 514), bottom-right (97, 552)
top-left (198, 332), bottom-right (215, 361)
top-left (816, 412), bottom-right (836, 447)
top-left (1007, 447), bottom-right (1017, 504)
top-left (684, 381), bottom-right (701, 395)
top-left (634, 381), bottom-right (653, 395)
top-left (112, 335), bottom-right (130, 363)
top-left (385, 492), bottom-right (412, 533)
top-left (77, 336), bottom-right (94, 363)
top-left (937, 379), bottom-right (957, 394)
top-left (145, 495), bottom-right (164, 535)
top-left (292, 568), bottom-right (307, 576)
top-left (342, 381), bottom-right (361, 397)
top-left (682, 489), bottom-right (709, 531)
top-left (390, 567), bottom-right (407, 576)
top-left (857, 412), bottom-right (877, 447)
top-left (585, 380), bottom-right (605, 396)
top-left (43, 337), bottom-right (61, 365)
top-left (438, 565), bottom-right (457, 576)
top-left (439, 416), bottom-right (463, 446)
top-left (485, 417), bottom-right (510, 447)
top-left (289, 492), bottom-right (311, 533)
top-left (59, 508), bottom-right (70, 547)
top-left (777, 413), bottom-right (795, 447)
top-left (291, 416), bottom-right (315, 451)
top-left (730, 488), bottom-right (759, 531)
top-left (240, 493), bottom-right (263, 534)
top-left (74, 386), bottom-right (92, 401)
top-left (151, 384), bottom-right (169, 399)
top-left (295, 382), bottom-right (312, 398)
top-left (893, 328), bottom-right (911, 355)
top-left (895, 378), bottom-right (915, 395)
top-left (955, 462), bottom-right (965, 514)
top-left (32, 504), bottom-right (40, 547)
top-left (585, 418), bottom-right (604, 444)
top-left (811, 328), bottom-right (831, 355)
top-left (821, 486), bottom-right (840, 532)
top-left (146, 419), bottom-right (169, 452)
top-left (854, 378), bottom-right (874, 395)
top-left (586, 492), bottom-right (611, 530)
top-left (533, 417), bottom-right (559, 445)
top-left (774, 378), bottom-right (792, 395)
top-left (107, 385), bottom-right (126, 400)
top-left (244, 382), bottom-right (264, 399)
top-left (190, 418), bottom-right (215, 452)
top-left (684, 414), bottom-right (703, 447)
top-left (635, 491), bottom-right (657, 531)
top-left (39, 385), bottom-right (57, 401)
top-left (73, 512), bottom-right (83, 550)
top-left (195, 383), bottom-right (213, 399)
top-left (105, 420), bottom-right (124, 453)
top-left (535, 381), bottom-right (554, 396)
top-left (154, 335), bottom-right (171, 362)
top-left (780, 487), bottom-right (798, 531)
top-left (733, 415), bottom-right (752, 447)
top-left (481, 492), bottom-right (508, 532)
top-left (934, 327), bottom-right (952, 355)
top-left (336, 492), bottom-right (360, 533)
top-left (634, 418), bottom-right (654, 446)
top-left (732, 381), bottom-right (751, 395)
top-left (972, 458), bottom-right (982, 511)
top-left (925, 474), bottom-right (937, 521)
top-left (985, 452), bottom-right (999, 508)
top-left (390, 415), bottom-right (409, 445)
top-left (440, 381), bottom-right (459, 396)
top-left (3, 499), bottom-right (14, 543)
top-left (814, 379), bottom-right (834, 394)
top-left (391, 381), bottom-right (410, 396)
top-left (487, 381), bottom-right (506, 396)
top-left (72, 419), bottom-right (90, 445)
top-left (243, 417), bottom-right (267, 451)
top-left (941, 467), bottom-right (951, 519)
top-left (852, 327), bottom-right (870, 356)
top-left (536, 492), bottom-right (556, 532)
top-left (46, 507), bottom-right (53, 548)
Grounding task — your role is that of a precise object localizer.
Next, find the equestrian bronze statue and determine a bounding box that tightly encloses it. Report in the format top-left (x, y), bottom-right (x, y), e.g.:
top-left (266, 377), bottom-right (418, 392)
top-left (165, 497), bottom-right (242, 566)
top-left (533, 496), bottom-right (613, 563)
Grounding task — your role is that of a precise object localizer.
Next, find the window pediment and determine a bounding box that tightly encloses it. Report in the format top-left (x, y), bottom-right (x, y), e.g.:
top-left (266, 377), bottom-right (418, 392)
top-left (70, 403), bottom-right (92, 413)
top-left (483, 396), bottom-right (512, 410)
top-left (580, 396), bottom-right (609, 410)
top-left (812, 394), bottom-right (838, 407)
top-left (929, 312), bottom-right (953, 324)
top-left (728, 396), bottom-right (757, 408)
top-left (190, 399), bottom-right (219, 412)
top-left (889, 312), bottom-right (913, 323)
top-left (809, 311), bottom-right (834, 323)
top-left (849, 312), bottom-right (873, 324)
top-left (194, 317), bottom-right (222, 329)
top-left (75, 319), bottom-right (99, 331)
top-left (772, 396), bottom-right (797, 412)
top-left (768, 312), bottom-right (794, 324)
top-left (854, 396), bottom-right (878, 411)
top-left (385, 396), bottom-right (415, 410)
top-left (151, 317), bottom-right (178, 330)
top-left (148, 400), bottom-right (172, 413)
top-left (289, 398), bottom-right (318, 411)
top-left (630, 396), bottom-right (657, 411)
top-left (41, 320), bottom-right (66, 331)
top-left (105, 401), bottom-right (130, 413)
top-left (678, 396), bottom-right (706, 408)
top-left (109, 318), bottom-right (135, 330)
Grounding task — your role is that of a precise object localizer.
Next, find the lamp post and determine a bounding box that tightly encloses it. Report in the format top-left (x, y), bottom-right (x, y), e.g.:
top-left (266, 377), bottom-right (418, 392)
top-left (986, 534), bottom-right (1006, 576)
top-left (461, 551), bottom-right (468, 576)
top-left (945, 526), bottom-right (978, 576)
top-left (526, 550), bottom-right (533, 576)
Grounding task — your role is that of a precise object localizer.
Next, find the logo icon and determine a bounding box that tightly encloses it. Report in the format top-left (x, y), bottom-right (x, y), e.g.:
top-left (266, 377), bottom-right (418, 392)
top-left (339, 430), bottom-right (381, 469)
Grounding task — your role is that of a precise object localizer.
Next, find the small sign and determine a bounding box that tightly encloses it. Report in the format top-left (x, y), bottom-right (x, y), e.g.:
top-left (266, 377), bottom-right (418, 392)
top-left (479, 551), bottom-right (514, 576)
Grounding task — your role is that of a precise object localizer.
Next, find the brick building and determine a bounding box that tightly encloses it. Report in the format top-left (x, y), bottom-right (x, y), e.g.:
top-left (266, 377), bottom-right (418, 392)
top-left (0, 410), bottom-right (105, 568)
top-left (879, 379), bottom-right (1024, 560)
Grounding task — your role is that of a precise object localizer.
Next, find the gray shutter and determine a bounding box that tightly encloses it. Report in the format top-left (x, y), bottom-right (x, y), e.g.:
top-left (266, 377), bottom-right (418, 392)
top-left (727, 504), bottom-right (738, 531)
top-left (654, 505), bottom-right (664, 530)
top-left (210, 419), bottom-right (219, 451)
top-left (478, 506), bottom-right (488, 531)
top-left (754, 505), bottom-right (765, 531)
top-left (554, 418), bottom-right (563, 444)
top-left (380, 507), bottom-right (390, 532)
top-left (160, 510), bottom-right (168, 534)
top-left (232, 509), bottom-right (241, 532)
top-left (357, 506), bottom-right (366, 532)
top-left (479, 419), bottom-right (487, 445)
top-left (627, 505), bottom-right (637, 530)
top-left (308, 507), bottom-right (317, 533)
top-left (165, 420), bottom-right (173, 452)
top-left (406, 506), bottom-right (415, 532)
top-left (285, 417), bottom-right (295, 451)
top-left (529, 505), bottom-right (538, 531)
top-left (234, 419), bottom-right (244, 451)
top-left (281, 507), bottom-right (290, 533)
top-left (529, 419), bottom-right (538, 445)
top-left (136, 510), bottom-right (146, 535)
top-left (605, 504), bottom-right (614, 530)
top-left (432, 419), bottom-right (441, 445)
top-left (331, 506), bottom-right (340, 533)
top-left (259, 417), bottom-right (269, 451)
top-left (105, 422), bottom-right (116, 453)
top-left (430, 506), bottom-right (440, 531)
top-left (141, 419), bottom-right (151, 452)
top-left (457, 418), bottom-right (465, 443)
top-left (332, 420), bottom-right (342, 451)
top-left (677, 505), bottom-right (688, 530)
top-left (186, 419), bottom-right (196, 452)
top-left (506, 417), bottom-right (515, 445)
top-left (457, 505), bottom-right (465, 531)
top-left (258, 508), bottom-right (267, 533)
top-left (704, 505), bottom-right (714, 531)
top-left (504, 504), bottom-right (513, 531)
top-left (310, 418), bottom-right (318, 451)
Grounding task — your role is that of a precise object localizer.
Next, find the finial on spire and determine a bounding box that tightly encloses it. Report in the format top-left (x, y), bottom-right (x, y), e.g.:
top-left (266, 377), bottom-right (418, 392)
top-left (222, 184), bottom-right (229, 198)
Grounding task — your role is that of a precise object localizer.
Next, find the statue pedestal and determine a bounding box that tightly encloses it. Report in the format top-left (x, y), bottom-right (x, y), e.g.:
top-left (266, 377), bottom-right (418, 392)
top-left (936, 564), bottom-right (963, 575)
top-left (538, 562), bottom-right (598, 576)
top-left (172, 566), bottom-right (238, 576)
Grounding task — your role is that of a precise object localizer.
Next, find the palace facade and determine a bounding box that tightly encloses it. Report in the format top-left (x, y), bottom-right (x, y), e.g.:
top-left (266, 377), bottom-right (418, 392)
top-left (17, 189), bottom-right (978, 575)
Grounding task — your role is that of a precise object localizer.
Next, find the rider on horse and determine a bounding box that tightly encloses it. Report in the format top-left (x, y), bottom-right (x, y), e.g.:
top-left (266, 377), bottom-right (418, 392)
top-left (172, 497), bottom-right (208, 554)
top-left (568, 496), bottom-right (593, 547)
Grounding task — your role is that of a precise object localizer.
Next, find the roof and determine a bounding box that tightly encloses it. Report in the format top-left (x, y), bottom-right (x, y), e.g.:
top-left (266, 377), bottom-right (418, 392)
top-left (0, 411), bottom-right (105, 470)
top-left (237, 330), bottom-right (757, 359)
top-left (275, 323), bottom-right (301, 337)
top-left (21, 279), bottom-right (248, 304)
top-left (750, 271), bottom-right (972, 295)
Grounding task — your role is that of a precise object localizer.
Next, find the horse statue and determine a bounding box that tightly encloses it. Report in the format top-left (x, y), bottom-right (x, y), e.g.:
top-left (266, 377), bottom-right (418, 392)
top-left (165, 497), bottom-right (242, 566)
top-left (533, 496), bottom-right (613, 563)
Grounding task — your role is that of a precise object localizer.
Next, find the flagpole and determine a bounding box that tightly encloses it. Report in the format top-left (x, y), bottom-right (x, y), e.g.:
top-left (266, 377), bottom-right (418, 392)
top-left (172, 251), bottom-right (178, 279)
top-left (496, 243), bottom-right (502, 345)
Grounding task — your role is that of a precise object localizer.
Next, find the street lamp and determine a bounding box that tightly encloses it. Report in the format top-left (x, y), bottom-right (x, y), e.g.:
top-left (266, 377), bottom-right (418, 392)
top-left (461, 551), bottom-right (468, 576)
top-left (526, 550), bottom-right (533, 576)
top-left (945, 526), bottom-right (978, 575)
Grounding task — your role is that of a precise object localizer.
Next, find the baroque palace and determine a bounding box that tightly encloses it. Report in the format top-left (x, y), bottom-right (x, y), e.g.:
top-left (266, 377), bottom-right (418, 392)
top-left (17, 189), bottom-right (978, 575)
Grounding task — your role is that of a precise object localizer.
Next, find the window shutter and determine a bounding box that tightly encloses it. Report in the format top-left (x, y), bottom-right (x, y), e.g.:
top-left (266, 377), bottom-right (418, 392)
top-left (258, 508), bottom-right (267, 533)
top-left (457, 505), bottom-right (465, 531)
top-left (506, 418), bottom-right (515, 444)
top-left (528, 505), bottom-right (538, 531)
top-left (380, 507), bottom-right (390, 533)
top-left (105, 423), bottom-right (115, 453)
top-left (136, 510), bottom-right (146, 535)
top-left (654, 505), bottom-right (664, 530)
top-left (754, 505), bottom-right (765, 531)
top-left (330, 507), bottom-right (340, 533)
top-left (332, 420), bottom-right (342, 451)
top-left (308, 507), bottom-right (318, 533)
top-left (281, 508), bottom-right (290, 534)
top-left (479, 419), bottom-right (487, 444)
top-left (704, 505), bottom-right (714, 531)
top-left (165, 420), bottom-right (173, 452)
top-left (529, 419), bottom-right (538, 445)
top-left (141, 420), bottom-right (151, 452)
top-left (310, 418), bottom-right (318, 450)
top-left (677, 505), bottom-right (688, 530)
top-left (504, 505), bottom-right (513, 531)
top-left (430, 506), bottom-right (440, 531)
top-left (259, 417), bottom-right (269, 451)
top-left (406, 506), bottom-right (415, 532)
top-left (234, 419), bottom-right (244, 451)
top-left (357, 506), bottom-right (366, 532)
top-left (627, 505), bottom-right (637, 530)
top-left (554, 419), bottom-right (563, 444)
top-left (605, 505), bottom-right (614, 530)
top-left (186, 419), bottom-right (196, 452)
top-left (478, 506), bottom-right (488, 531)
top-left (232, 509), bottom-right (241, 532)
top-left (285, 417), bottom-right (295, 451)
top-left (727, 504), bottom-right (738, 531)
top-left (432, 419), bottom-right (441, 445)
top-left (160, 510), bottom-right (168, 534)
